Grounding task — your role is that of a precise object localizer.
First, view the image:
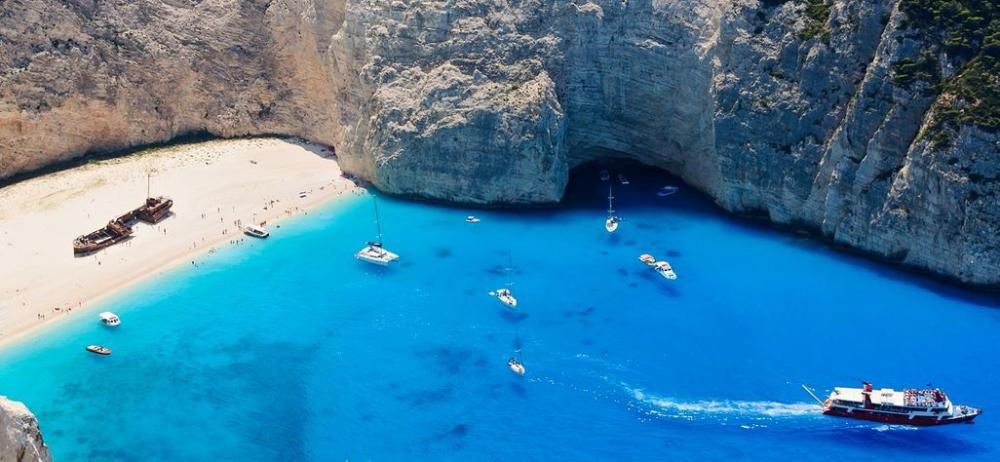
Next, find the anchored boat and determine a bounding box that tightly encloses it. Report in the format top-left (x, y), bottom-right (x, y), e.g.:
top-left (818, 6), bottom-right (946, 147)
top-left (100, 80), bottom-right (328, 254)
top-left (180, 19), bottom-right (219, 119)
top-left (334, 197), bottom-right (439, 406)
top-left (99, 312), bottom-right (120, 327)
top-left (355, 197), bottom-right (399, 265)
top-left (244, 224), bottom-right (270, 238)
top-left (85, 345), bottom-right (112, 356)
top-left (803, 382), bottom-right (982, 426)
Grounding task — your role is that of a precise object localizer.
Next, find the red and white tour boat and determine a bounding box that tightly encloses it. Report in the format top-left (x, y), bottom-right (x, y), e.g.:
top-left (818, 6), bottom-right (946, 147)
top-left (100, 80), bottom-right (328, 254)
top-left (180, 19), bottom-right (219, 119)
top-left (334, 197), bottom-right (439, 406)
top-left (804, 382), bottom-right (981, 426)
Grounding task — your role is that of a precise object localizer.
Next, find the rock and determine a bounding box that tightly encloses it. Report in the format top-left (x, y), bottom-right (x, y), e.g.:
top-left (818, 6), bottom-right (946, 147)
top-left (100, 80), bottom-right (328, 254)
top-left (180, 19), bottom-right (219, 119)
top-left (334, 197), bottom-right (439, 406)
top-left (0, 0), bottom-right (996, 287)
top-left (0, 397), bottom-right (51, 462)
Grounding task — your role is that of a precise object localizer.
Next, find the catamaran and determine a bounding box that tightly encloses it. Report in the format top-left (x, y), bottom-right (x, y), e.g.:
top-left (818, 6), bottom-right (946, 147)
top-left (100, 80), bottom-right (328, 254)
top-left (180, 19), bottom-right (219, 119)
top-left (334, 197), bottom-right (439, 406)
top-left (355, 197), bottom-right (399, 266)
top-left (605, 185), bottom-right (620, 233)
top-left (803, 382), bottom-right (981, 426)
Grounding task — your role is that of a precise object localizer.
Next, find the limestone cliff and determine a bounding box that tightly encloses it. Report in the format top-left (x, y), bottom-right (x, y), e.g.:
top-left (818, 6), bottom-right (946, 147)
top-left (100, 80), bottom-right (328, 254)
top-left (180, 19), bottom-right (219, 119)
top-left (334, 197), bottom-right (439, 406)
top-left (0, 0), bottom-right (997, 287)
top-left (0, 397), bottom-right (50, 462)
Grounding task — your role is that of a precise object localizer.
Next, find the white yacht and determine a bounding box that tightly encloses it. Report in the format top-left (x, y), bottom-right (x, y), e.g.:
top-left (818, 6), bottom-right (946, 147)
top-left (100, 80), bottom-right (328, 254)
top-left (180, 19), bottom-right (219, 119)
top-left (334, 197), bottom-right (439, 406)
top-left (99, 312), bottom-right (120, 327)
top-left (654, 261), bottom-right (678, 280)
top-left (466, 216), bottom-right (481, 223)
top-left (355, 197), bottom-right (399, 265)
top-left (605, 184), bottom-right (620, 233)
top-left (243, 224), bottom-right (269, 238)
top-left (639, 254), bottom-right (656, 267)
top-left (507, 357), bottom-right (526, 377)
top-left (494, 287), bottom-right (518, 309)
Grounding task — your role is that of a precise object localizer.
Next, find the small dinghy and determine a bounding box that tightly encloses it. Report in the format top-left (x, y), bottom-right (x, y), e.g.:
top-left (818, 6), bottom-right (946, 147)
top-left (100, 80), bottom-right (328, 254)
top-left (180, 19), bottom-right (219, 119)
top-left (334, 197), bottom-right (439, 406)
top-left (600, 169), bottom-right (610, 182)
top-left (654, 261), bottom-right (678, 280)
top-left (618, 174), bottom-right (630, 185)
top-left (493, 288), bottom-right (518, 309)
top-left (466, 216), bottom-right (481, 223)
top-left (86, 345), bottom-right (111, 356)
top-left (657, 186), bottom-right (679, 197)
top-left (639, 254), bottom-right (656, 267)
top-left (507, 358), bottom-right (526, 377)
top-left (99, 312), bottom-right (120, 327)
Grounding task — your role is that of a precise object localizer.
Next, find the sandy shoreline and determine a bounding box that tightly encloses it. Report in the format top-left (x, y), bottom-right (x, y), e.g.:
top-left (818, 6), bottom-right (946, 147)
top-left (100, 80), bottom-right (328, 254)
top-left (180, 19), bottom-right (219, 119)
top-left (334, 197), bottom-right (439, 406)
top-left (0, 137), bottom-right (361, 349)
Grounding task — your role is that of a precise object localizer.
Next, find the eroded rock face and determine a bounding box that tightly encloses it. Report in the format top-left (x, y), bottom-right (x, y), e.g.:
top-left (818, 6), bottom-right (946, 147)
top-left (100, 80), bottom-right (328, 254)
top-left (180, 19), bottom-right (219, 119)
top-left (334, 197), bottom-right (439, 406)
top-left (0, 397), bottom-right (51, 462)
top-left (0, 0), bottom-right (996, 286)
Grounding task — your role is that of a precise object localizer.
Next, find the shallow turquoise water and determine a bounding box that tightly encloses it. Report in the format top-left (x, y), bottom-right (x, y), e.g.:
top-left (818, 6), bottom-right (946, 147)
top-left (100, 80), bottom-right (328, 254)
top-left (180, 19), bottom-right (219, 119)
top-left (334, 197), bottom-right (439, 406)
top-left (1, 166), bottom-right (998, 461)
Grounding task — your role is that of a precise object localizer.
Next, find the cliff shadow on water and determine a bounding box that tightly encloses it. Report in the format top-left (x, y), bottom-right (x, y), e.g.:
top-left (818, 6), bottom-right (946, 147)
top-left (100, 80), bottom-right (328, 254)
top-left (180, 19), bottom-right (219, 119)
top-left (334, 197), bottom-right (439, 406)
top-left (562, 159), bottom-right (1000, 309)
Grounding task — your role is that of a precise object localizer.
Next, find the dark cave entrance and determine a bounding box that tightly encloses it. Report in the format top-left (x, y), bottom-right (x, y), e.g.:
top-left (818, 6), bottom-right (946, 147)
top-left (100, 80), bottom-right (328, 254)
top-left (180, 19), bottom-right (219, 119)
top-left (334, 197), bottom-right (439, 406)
top-left (563, 158), bottom-right (711, 215)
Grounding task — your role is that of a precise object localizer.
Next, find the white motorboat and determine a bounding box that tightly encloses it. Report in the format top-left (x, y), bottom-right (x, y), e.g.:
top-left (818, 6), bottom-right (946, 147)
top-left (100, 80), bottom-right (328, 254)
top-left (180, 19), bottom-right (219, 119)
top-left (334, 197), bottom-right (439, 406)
top-left (356, 197), bottom-right (399, 265)
top-left (618, 174), bottom-right (630, 185)
top-left (494, 287), bottom-right (518, 309)
top-left (243, 224), bottom-right (269, 238)
top-left (507, 358), bottom-right (525, 377)
top-left (466, 216), bottom-right (481, 223)
top-left (600, 169), bottom-right (610, 182)
top-left (86, 345), bottom-right (111, 356)
top-left (654, 261), bottom-right (678, 280)
top-left (657, 186), bottom-right (679, 197)
top-left (639, 254), bottom-right (656, 267)
top-left (98, 311), bottom-right (120, 327)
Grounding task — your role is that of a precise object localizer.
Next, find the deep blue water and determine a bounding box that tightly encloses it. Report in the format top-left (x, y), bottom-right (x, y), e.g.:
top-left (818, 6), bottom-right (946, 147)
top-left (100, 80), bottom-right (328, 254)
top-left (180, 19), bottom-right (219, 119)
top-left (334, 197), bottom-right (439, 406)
top-left (1, 165), bottom-right (998, 461)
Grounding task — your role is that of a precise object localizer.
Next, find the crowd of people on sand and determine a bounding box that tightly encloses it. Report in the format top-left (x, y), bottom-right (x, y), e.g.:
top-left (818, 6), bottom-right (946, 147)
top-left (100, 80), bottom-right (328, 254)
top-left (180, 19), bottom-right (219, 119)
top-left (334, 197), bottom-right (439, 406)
top-left (6, 179), bottom-right (362, 334)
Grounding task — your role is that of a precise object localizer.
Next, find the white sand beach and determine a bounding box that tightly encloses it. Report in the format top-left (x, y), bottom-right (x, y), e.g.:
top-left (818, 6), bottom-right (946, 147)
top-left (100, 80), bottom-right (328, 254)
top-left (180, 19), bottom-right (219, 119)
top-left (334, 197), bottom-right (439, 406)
top-left (0, 138), bottom-right (361, 347)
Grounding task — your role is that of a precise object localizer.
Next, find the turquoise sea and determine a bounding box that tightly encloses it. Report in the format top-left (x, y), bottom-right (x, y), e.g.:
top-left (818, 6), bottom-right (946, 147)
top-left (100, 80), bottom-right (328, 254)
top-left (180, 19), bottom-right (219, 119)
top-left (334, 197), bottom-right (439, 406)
top-left (1, 164), bottom-right (998, 461)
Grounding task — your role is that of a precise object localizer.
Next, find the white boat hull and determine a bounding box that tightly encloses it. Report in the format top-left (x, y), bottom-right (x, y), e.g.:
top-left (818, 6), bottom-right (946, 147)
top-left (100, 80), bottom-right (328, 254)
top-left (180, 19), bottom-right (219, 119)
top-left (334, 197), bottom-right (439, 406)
top-left (605, 218), bottom-right (618, 233)
top-left (355, 246), bottom-right (399, 265)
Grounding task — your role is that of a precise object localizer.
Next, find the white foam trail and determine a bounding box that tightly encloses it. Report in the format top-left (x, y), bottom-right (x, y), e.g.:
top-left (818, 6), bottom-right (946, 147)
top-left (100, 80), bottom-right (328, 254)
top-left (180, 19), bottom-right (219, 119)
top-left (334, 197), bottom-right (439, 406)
top-left (628, 387), bottom-right (820, 419)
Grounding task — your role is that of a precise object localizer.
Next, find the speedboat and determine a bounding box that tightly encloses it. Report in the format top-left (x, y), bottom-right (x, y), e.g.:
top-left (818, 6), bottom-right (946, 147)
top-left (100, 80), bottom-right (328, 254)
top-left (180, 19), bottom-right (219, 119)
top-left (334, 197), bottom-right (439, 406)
top-left (804, 382), bottom-right (982, 426)
top-left (466, 216), bottom-right (481, 223)
top-left (600, 169), bottom-right (610, 182)
top-left (639, 254), bottom-right (656, 267)
top-left (86, 345), bottom-right (111, 356)
top-left (493, 288), bottom-right (518, 309)
top-left (657, 186), bottom-right (679, 197)
top-left (355, 241), bottom-right (399, 266)
top-left (508, 358), bottom-right (526, 376)
top-left (654, 261), bottom-right (677, 280)
top-left (98, 312), bottom-right (120, 327)
top-left (618, 174), bottom-right (630, 185)
top-left (605, 216), bottom-right (620, 233)
top-left (243, 224), bottom-right (270, 238)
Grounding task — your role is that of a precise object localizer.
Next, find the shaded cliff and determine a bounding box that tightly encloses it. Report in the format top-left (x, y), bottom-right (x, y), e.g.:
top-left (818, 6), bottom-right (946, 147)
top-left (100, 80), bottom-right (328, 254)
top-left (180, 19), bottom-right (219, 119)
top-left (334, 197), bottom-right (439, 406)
top-left (0, 397), bottom-right (50, 462)
top-left (0, 0), bottom-right (997, 286)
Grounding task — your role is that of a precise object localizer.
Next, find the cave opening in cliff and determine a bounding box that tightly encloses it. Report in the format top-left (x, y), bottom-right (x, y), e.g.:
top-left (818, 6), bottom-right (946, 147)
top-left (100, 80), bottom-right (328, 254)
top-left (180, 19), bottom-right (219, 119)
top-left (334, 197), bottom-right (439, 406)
top-left (564, 158), bottom-right (711, 216)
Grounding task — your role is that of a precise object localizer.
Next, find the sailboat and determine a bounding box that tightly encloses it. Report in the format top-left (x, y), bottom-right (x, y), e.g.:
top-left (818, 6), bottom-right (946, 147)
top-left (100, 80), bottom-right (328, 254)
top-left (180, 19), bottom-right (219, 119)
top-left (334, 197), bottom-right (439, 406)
top-left (490, 253), bottom-right (518, 308)
top-left (507, 330), bottom-right (526, 376)
top-left (605, 184), bottom-right (620, 233)
top-left (355, 196), bottom-right (399, 265)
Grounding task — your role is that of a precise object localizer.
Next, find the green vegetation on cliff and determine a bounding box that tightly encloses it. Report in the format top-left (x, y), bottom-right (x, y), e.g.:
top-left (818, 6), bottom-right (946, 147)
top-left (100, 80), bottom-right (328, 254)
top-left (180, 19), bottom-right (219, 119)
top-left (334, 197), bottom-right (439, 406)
top-left (894, 0), bottom-right (1000, 146)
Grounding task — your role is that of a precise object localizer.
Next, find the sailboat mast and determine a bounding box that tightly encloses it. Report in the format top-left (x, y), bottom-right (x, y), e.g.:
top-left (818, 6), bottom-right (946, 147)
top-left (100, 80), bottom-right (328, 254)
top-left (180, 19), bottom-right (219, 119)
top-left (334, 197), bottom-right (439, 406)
top-left (607, 184), bottom-right (615, 214)
top-left (373, 197), bottom-right (382, 242)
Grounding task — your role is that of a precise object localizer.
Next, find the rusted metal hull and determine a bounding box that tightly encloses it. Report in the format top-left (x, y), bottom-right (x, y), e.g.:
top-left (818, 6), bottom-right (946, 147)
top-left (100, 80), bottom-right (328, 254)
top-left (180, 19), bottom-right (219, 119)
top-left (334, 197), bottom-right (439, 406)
top-left (72, 196), bottom-right (172, 256)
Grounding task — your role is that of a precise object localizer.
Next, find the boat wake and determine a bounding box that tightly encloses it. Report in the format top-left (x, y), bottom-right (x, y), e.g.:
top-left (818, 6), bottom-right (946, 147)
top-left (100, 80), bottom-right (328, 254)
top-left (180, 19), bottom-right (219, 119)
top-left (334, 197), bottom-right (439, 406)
top-left (625, 386), bottom-right (820, 422)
